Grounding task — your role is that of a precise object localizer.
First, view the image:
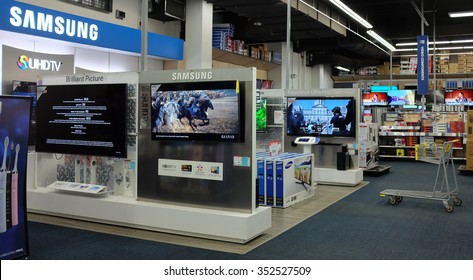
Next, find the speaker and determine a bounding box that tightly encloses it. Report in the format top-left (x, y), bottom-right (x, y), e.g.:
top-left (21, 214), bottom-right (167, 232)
top-left (337, 152), bottom-right (350, 171)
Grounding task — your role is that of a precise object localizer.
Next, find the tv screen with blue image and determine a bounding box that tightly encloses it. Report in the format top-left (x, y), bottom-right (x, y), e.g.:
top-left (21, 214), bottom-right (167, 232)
top-left (387, 90), bottom-right (416, 106)
top-left (287, 97), bottom-right (355, 137)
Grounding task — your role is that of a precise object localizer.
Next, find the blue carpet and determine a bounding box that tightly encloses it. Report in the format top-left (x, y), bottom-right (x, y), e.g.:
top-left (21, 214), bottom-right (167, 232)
top-left (26, 160), bottom-right (473, 259)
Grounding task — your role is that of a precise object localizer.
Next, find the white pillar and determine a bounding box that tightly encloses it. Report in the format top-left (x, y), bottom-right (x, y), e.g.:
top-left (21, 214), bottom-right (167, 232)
top-left (185, 0), bottom-right (213, 70)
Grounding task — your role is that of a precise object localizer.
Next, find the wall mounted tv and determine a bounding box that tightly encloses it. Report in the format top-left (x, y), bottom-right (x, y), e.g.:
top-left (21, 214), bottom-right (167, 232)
top-left (150, 80), bottom-right (242, 142)
top-left (415, 90), bottom-right (445, 104)
top-left (287, 97), bottom-right (355, 137)
top-left (445, 89), bottom-right (473, 105)
top-left (35, 83), bottom-right (128, 158)
top-left (387, 90), bottom-right (416, 106)
top-left (362, 92), bottom-right (388, 106)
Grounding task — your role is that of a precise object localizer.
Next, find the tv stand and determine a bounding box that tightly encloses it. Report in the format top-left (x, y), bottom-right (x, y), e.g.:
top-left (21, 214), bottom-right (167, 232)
top-left (313, 167), bottom-right (363, 186)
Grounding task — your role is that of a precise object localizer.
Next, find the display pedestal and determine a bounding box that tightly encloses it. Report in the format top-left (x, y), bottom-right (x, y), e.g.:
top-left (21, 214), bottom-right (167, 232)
top-left (27, 188), bottom-right (271, 243)
top-left (313, 167), bottom-right (363, 186)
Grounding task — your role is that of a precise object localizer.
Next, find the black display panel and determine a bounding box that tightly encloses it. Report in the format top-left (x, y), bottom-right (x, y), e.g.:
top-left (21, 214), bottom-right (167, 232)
top-left (12, 81), bottom-right (37, 146)
top-left (287, 97), bottom-right (355, 137)
top-left (35, 84), bottom-right (127, 158)
top-left (150, 80), bottom-right (242, 142)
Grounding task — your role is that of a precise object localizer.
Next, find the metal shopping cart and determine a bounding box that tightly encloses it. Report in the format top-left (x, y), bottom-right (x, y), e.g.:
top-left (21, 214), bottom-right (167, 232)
top-left (379, 140), bottom-right (462, 213)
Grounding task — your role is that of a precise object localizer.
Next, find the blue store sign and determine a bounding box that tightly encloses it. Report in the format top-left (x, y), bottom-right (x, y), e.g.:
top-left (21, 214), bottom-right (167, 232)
top-left (417, 35), bottom-right (429, 95)
top-left (0, 0), bottom-right (183, 60)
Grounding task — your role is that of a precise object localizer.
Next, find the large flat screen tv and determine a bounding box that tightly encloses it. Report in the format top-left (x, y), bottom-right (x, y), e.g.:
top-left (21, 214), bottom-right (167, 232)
top-left (150, 80), bottom-right (242, 142)
top-left (445, 89), bottom-right (473, 105)
top-left (363, 92), bottom-right (388, 106)
top-left (387, 90), bottom-right (416, 106)
top-left (35, 83), bottom-right (128, 158)
top-left (287, 97), bottom-right (355, 137)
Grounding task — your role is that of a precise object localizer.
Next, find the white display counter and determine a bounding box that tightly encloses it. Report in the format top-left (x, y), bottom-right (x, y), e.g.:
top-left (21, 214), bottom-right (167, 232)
top-left (313, 167), bottom-right (363, 186)
top-left (27, 187), bottom-right (271, 243)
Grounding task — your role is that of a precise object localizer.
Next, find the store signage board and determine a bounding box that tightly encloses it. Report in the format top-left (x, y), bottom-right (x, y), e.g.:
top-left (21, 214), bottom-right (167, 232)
top-left (158, 159), bottom-right (223, 181)
top-left (0, 0), bottom-right (183, 60)
top-left (417, 35), bottom-right (429, 95)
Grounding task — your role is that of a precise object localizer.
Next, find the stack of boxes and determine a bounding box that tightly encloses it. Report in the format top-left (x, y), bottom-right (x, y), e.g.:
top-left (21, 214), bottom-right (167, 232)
top-left (212, 23), bottom-right (235, 51)
top-left (449, 120), bottom-right (464, 148)
top-left (467, 110), bottom-right (473, 170)
top-left (358, 123), bottom-right (379, 169)
top-left (256, 152), bottom-right (315, 208)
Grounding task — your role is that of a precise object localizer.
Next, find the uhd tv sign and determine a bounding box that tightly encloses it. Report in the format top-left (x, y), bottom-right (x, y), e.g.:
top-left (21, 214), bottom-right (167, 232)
top-left (17, 55), bottom-right (62, 72)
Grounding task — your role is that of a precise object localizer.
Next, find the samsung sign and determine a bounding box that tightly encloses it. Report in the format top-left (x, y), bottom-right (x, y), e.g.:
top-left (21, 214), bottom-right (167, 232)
top-left (0, 0), bottom-right (183, 60)
top-left (9, 6), bottom-right (99, 41)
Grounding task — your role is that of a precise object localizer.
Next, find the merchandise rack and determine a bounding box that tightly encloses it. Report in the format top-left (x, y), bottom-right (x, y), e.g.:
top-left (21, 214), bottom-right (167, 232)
top-left (379, 140), bottom-right (462, 212)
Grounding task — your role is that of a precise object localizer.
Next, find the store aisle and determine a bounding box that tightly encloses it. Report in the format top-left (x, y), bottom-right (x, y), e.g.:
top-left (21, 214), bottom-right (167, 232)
top-left (26, 160), bottom-right (473, 259)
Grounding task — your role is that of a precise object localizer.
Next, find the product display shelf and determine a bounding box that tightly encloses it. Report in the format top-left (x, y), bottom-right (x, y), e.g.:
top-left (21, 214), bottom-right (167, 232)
top-left (212, 48), bottom-right (281, 71)
top-left (378, 111), bottom-right (468, 160)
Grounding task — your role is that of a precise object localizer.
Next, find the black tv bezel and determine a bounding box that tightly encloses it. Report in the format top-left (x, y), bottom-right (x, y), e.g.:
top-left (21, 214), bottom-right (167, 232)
top-left (35, 83), bottom-right (128, 158)
top-left (150, 80), bottom-right (243, 143)
top-left (286, 96), bottom-right (356, 138)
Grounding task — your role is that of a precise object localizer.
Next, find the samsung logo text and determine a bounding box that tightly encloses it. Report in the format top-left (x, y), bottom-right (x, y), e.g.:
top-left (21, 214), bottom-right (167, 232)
top-left (171, 71), bottom-right (213, 81)
top-left (9, 6), bottom-right (99, 41)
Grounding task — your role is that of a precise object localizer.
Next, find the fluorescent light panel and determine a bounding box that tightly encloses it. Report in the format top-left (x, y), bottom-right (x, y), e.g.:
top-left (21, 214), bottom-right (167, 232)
top-left (395, 46), bottom-right (473, 52)
top-left (396, 39), bottom-right (473, 47)
top-left (335, 66), bottom-right (350, 72)
top-left (367, 30), bottom-right (396, 52)
top-left (329, 0), bottom-right (373, 29)
top-left (449, 11), bottom-right (473, 18)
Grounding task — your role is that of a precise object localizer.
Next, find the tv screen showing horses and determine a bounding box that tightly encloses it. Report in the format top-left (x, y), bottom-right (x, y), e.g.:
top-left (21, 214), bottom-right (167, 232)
top-left (150, 80), bottom-right (242, 142)
top-left (287, 97), bottom-right (355, 137)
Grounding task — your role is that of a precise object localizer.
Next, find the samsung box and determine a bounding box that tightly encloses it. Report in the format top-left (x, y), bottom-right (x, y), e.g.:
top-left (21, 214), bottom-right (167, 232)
top-left (262, 153), bottom-right (315, 208)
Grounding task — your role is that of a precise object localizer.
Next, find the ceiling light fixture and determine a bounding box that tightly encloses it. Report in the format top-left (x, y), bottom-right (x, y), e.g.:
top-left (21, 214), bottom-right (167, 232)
top-left (329, 0), bottom-right (373, 29)
top-left (396, 39), bottom-right (473, 47)
top-left (448, 11), bottom-right (473, 18)
top-left (395, 46), bottom-right (473, 52)
top-left (335, 66), bottom-right (350, 72)
top-left (367, 30), bottom-right (396, 52)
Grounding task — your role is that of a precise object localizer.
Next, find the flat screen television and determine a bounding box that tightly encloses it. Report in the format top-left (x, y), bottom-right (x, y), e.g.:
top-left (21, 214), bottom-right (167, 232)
top-left (256, 97), bottom-right (267, 132)
top-left (287, 97), bottom-right (355, 137)
top-left (445, 89), bottom-right (473, 105)
top-left (415, 90), bottom-right (445, 104)
top-left (362, 92), bottom-right (388, 106)
top-left (35, 83), bottom-right (128, 158)
top-left (150, 80), bottom-right (242, 142)
top-left (387, 90), bottom-right (416, 106)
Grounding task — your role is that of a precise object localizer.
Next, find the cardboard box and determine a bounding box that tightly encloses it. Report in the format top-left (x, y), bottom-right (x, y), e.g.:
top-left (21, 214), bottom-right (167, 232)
top-left (259, 153), bottom-right (315, 208)
top-left (467, 110), bottom-right (473, 139)
top-left (466, 139), bottom-right (473, 169)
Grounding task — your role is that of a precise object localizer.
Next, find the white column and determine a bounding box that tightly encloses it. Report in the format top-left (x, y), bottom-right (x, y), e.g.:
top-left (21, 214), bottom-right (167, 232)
top-left (185, 0), bottom-right (213, 70)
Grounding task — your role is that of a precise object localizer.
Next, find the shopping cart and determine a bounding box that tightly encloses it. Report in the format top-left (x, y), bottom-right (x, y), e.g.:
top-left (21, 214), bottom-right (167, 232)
top-left (379, 140), bottom-right (462, 213)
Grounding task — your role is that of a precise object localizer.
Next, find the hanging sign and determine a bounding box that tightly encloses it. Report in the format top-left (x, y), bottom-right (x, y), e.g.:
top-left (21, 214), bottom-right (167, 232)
top-left (417, 35), bottom-right (429, 95)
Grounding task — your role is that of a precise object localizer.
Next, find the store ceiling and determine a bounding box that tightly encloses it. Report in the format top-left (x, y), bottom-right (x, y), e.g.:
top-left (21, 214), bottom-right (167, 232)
top-left (206, 0), bottom-right (473, 68)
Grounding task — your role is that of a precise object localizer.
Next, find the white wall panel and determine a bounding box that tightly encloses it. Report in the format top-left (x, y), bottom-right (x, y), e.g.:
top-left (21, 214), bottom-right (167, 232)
top-left (75, 47), bottom-right (109, 72)
top-left (110, 52), bottom-right (139, 72)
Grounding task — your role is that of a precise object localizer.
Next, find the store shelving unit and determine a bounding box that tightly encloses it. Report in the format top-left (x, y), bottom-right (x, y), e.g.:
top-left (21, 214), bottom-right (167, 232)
top-left (378, 112), bottom-right (467, 160)
top-left (212, 48), bottom-right (281, 71)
